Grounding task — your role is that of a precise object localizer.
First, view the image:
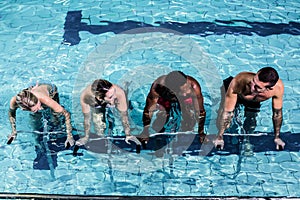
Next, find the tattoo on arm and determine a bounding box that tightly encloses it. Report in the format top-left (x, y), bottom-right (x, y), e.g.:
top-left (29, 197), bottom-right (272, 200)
top-left (61, 109), bottom-right (73, 137)
top-left (218, 111), bottom-right (234, 136)
top-left (120, 110), bottom-right (130, 136)
top-left (272, 108), bottom-right (282, 138)
top-left (8, 108), bottom-right (17, 135)
top-left (223, 111), bottom-right (234, 129)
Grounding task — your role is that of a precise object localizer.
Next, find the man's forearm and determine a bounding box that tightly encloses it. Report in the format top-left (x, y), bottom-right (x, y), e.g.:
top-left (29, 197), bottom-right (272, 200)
top-left (142, 94), bottom-right (157, 127)
top-left (142, 108), bottom-right (153, 127)
top-left (83, 112), bottom-right (91, 138)
top-left (61, 109), bottom-right (73, 137)
top-left (120, 110), bottom-right (130, 136)
top-left (218, 110), bottom-right (234, 138)
top-left (272, 108), bottom-right (282, 138)
top-left (197, 110), bottom-right (206, 134)
top-left (8, 108), bottom-right (17, 135)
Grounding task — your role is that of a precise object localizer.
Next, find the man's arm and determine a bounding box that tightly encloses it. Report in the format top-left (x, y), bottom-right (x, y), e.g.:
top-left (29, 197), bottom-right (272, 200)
top-left (7, 97), bottom-right (18, 144)
top-left (218, 81), bottom-right (238, 137)
top-left (41, 95), bottom-right (74, 147)
top-left (189, 77), bottom-right (206, 135)
top-left (214, 79), bottom-right (238, 149)
top-left (272, 108), bottom-right (282, 138)
top-left (272, 80), bottom-right (284, 138)
top-left (142, 84), bottom-right (159, 132)
top-left (272, 80), bottom-right (285, 149)
top-left (272, 107), bottom-right (285, 150)
top-left (114, 86), bottom-right (131, 136)
top-left (60, 109), bottom-right (73, 137)
top-left (75, 90), bottom-right (93, 146)
top-left (115, 86), bottom-right (141, 145)
top-left (45, 96), bottom-right (73, 139)
top-left (119, 110), bottom-right (130, 136)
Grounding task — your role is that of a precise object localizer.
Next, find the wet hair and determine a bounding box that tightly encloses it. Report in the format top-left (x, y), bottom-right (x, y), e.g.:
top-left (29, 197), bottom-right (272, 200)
top-left (164, 71), bottom-right (187, 93)
top-left (16, 89), bottom-right (38, 110)
top-left (257, 67), bottom-right (279, 88)
top-left (91, 79), bottom-right (113, 99)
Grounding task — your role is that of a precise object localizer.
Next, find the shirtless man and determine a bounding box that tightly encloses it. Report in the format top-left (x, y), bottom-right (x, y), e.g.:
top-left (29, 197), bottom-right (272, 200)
top-left (76, 79), bottom-right (140, 146)
top-left (214, 67), bottom-right (285, 150)
top-left (8, 82), bottom-right (75, 147)
top-left (140, 71), bottom-right (206, 143)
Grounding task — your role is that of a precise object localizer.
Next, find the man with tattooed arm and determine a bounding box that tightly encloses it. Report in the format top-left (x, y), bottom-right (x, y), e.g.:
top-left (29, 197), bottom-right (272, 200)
top-left (76, 79), bottom-right (140, 146)
top-left (214, 67), bottom-right (285, 150)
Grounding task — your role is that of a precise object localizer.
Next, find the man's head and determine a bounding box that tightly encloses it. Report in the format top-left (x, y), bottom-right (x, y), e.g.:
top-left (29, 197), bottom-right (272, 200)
top-left (165, 71), bottom-right (188, 94)
top-left (16, 90), bottom-right (42, 112)
top-left (251, 67), bottom-right (279, 93)
top-left (257, 67), bottom-right (279, 88)
top-left (91, 79), bottom-right (116, 104)
top-left (91, 79), bottom-right (112, 98)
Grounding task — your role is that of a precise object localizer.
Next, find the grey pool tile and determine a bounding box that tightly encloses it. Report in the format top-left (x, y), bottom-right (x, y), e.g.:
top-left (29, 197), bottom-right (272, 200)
top-left (246, 172), bottom-right (273, 184)
top-left (286, 183), bottom-right (300, 197)
top-left (252, 153), bottom-right (270, 163)
top-left (270, 171), bottom-right (299, 185)
top-left (284, 99), bottom-right (298, 111)
top-left (288, 110), bottom-right (300, 124)
top-left (212, 183), bottom-right (239, 196)
top-left (268, 151), bottom-right (292, 162)
top-left (280, 161), bottom-right (300, 172)
top-left (240, 163), bottom-right (259, 172)
top-left (286, 69), bottom-right (300, 81)
top-left (262, 182), bottom-right (289, 196)
top-left (290, 152), bottom-right (300, 162)
top-left (164, 180), bottom-right (192, 195)
top-left (292, 126), bottom-right (300, 133)
top-left (257, 163), bottom-right (283, 173)
top-left (236, 184), bottom-right (264, 197)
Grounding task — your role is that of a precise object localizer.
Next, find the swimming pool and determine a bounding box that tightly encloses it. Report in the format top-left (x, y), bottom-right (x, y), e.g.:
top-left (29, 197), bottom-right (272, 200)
top-left (0, 0), bottom-right (300, 198)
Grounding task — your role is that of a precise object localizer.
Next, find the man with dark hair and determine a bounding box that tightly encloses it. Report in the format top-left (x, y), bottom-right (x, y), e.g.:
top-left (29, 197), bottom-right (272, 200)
top-left (76, 79), bottom-right (140, 146)
top-left (214, 67), bottom-right (285, 150)
top-left (139, 71), bottom-right (207, 143)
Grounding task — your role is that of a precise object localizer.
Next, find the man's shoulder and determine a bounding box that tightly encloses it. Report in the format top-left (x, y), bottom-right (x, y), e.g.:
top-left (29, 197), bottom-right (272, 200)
top-left (234, 71), bottom-right (255, 79)
top-left (273, 79), bottom-right (284, 95)
top-left (114, 84), bottom-right (126, 95)
top-left (151, 75), bottom-right (167, 90)
top-left (81, 85), bottom-right (92, 97)
top-left (232, 72), bottom-right (254, 84)
top-left (277, 78), bottom-right (284, 87)
top-left (154, 75), bottom-right (167, 84)
top-left (187, 75), bottom-right (199, 83)
top-left (226, 72), bottom-right (252, 93)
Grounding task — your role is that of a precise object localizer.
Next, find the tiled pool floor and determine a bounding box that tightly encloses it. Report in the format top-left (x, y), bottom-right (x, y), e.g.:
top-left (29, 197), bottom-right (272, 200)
top-left (0, 0), bottom-right (299, 198)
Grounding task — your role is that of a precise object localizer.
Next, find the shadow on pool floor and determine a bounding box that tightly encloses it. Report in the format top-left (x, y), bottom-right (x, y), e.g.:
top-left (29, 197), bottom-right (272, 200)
top-left (34, 132), bottom-right (299, 170)
top-left (81, 132), bottom-right (300, 156)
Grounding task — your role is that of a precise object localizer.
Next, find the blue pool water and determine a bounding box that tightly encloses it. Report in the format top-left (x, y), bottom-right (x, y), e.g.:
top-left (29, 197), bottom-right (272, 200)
top-left (0, 0), bottom-right (300, 198)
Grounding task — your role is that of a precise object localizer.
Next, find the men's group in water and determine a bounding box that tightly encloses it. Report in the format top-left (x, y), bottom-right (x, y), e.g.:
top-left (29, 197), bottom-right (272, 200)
top-left (7, 67), bottom-right (285, 154)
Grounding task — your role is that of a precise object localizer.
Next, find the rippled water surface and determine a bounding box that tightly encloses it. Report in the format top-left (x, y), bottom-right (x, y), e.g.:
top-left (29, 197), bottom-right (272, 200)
top-left (0, 0), bottom-right (299, 198)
